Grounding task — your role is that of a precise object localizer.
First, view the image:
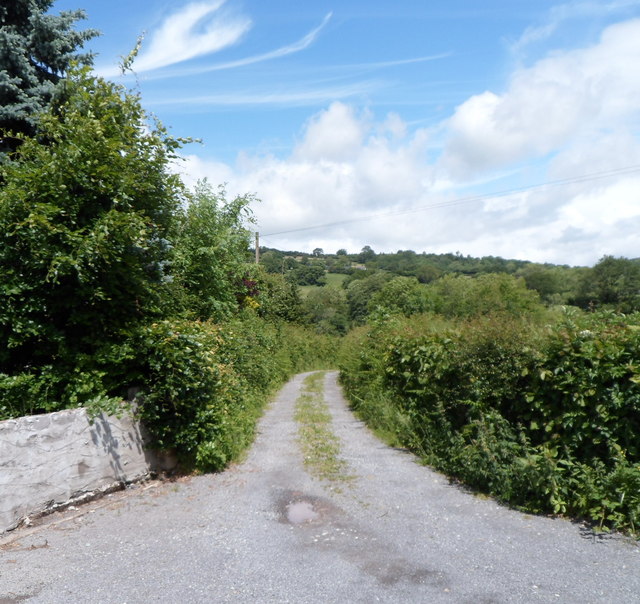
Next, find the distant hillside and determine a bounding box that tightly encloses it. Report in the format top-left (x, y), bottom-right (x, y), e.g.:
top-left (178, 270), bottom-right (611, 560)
top-left (256, 246), bottom-right (640, 313)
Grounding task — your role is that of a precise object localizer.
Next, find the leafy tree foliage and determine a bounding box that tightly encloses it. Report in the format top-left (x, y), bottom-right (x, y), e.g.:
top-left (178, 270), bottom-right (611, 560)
top-left (357, 245), bottom-right (376, 263)
top-left (0, 66), bottom-right (185, 377)
top-left (0, 0), bottom-right (98, 152)
top-left (367, 250), bottom-right (527, 279)
top-left (576, 256), bottom-right (640, 312)
top-left (258, 245), bottom-right (596, 305)
top-left (0, 44), bottom-right (339, 474)
top-left (425, 273), bottom-right (542, 318)
top-left (171, 181), bottom-right (255, 321)
top-left (517, 263), bottom-right (586, 305)
top-left (255, 270), bottom-right (303, 323)
top-left (345, 271), bottom-right (394, 325)
top-left (259, 249), bottom-right (287, 274)
top-left (368, 276), bottom-right (429, 317)
top-left (287, 263), bottom-right (327, 286)
top-left (302, 287), bottom-right (349, 335)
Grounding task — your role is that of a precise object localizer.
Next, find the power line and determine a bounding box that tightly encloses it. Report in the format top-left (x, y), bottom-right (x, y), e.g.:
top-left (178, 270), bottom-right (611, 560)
top-left (263, 164), bottom-right (640, 237)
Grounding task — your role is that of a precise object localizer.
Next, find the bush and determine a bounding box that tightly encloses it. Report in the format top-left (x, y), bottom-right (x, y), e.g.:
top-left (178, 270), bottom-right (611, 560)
top-left (426, 273), bottom-right (543, 318)
top-left (170, 181), bottom-right (255, 322)
top-left (368, 276), bottom-right (429, 317)
top-left (519, 311), bottom-right (640, 463)
top-left (0, 51), bottom-right (341, 477)
top-left (255, 270), bottom-right (303, 323)
top-left (301, 287), bottom-right (349, 335)
top-left (339, 309), bottom-right (640, 534)
top-left (127, 314), bottom-right (339, 472)
top-left (0, 65), bottom-right (185, 374)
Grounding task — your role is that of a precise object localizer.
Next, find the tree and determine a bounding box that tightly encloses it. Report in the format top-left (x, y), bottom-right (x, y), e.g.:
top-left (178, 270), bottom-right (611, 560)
top-left (518, 264), bottom-right (565, 304)
top-left (327, 254), bottom-right (352, 274)
top-left (0, 1), bottom-right (98, 153)
top-left (426, 273), bottom-right (542, 318)
top-left (358, 245), bottom-right (376, 263)
top-left (346, 271), bottom-right (394, 324)
top-left (255, 270), bottom-right (303, 323)
top-left (0, 66), bottom-right (186, 374)
top-left (171, 181), bottom-right (255, 321)
top-left (517, 263), bottom-right (585, 305)
top-left (369, 276), bottom-right (429, 317)
top-left (302, 287), bottom-right (349, 335)
top-left (577, 256), bottom-right (640, 312)
top-left (287, 263), bottom-right (326, 286)
top-left (260, 249), bottom-right (285, 274)
top-left (414, 263), bottom-right (441, 283)
top-left (312, 247), bottom-right (324, 257)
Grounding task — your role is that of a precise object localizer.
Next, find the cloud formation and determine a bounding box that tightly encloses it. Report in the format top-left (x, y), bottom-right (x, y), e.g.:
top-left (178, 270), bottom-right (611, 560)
top-left (133, 1), bottom-right (251, 73)
top-left (147, 81), bottom-right (378, 108)
top-left (96, 0), bottom-right (252, 77)
top-left (125, 10), bottom-right (333, 82)
top-left (177, 18), bottom-right (640, 265)
top-left (442, 18), bottom-right (640, 179)
top-left (182, 11), bottom-right (333, 74)
top-left (511, 0), bottom-right (640, 55)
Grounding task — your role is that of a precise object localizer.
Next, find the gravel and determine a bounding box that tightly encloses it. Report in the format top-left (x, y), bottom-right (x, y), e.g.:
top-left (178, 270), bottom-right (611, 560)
top-left (1, 371), bottom-right (638, 603)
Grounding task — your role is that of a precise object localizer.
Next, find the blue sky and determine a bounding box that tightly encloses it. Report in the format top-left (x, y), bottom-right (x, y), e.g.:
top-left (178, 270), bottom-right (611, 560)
top-left (54, 0), bottom-right (640, 265)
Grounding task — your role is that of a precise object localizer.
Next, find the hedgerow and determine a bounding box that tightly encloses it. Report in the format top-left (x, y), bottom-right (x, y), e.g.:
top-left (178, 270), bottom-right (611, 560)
top-left (128, 314), bottom-right (337, 472)
top-left (339, 310), bottom-right (640, 534)
top-left (0, 63), bottom-right (338, 473)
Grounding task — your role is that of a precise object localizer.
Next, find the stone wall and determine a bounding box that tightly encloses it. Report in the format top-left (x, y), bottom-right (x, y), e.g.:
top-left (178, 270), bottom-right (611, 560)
top-left (0, 408), bottom-right (169, 534)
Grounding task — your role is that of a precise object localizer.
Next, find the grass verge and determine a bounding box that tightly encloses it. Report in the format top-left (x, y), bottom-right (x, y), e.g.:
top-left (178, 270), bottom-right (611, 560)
top-left (294, 372), bottom-right (353, 488)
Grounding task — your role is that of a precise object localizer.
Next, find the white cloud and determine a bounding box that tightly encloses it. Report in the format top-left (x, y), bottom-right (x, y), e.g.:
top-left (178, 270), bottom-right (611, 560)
top-left (179, 12), bottom-right (333, 75)
top-left (147, 82), bottom-right (378, 108)
top-left (511, 0), bottom-right (640, 55)
top-left (557, 176), bottom-right (640, 231)
top-left (178, 103), bottom-right (435, 243)
top-left (136, 1), bottom-right (250, 72)
top-left (456, 179), bottom-right (640, 266)
top-left (130, 11), bottom-right (333, 82)
top-left (98, 1), bottom-right (251, 77)
top-left (442, 18), bottom-right (640, 179)
top-left (176, 18), bottom-right (640, 265)
top-left (294, 103), bottom-right (368, 162)
top-left (174, 154), bottom-right (235, 190)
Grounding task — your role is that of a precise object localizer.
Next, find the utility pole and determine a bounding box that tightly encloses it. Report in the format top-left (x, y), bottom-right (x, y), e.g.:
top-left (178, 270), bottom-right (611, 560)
top-left (255, 232), bottom-right (260, 264)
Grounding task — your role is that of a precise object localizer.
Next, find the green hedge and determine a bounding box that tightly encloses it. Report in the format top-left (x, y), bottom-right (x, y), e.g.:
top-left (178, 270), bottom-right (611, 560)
top-left (339, 310), bottom-right (640, 534)
top-left (1, 313), bottom-right (338, 472)
top-left (131, 314), bottom-right (337, 471)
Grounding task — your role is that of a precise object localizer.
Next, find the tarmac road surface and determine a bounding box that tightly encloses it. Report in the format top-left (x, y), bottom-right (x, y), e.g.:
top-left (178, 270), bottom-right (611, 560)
top-left (1, 371), bottom-right (639, 603)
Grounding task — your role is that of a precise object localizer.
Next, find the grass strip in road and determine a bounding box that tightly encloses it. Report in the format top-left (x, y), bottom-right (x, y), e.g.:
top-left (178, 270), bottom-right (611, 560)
top-left (295, 372), bottom-right (353, 487)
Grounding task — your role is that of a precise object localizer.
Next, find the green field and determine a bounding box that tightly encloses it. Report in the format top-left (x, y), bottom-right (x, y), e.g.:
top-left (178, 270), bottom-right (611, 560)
top-left (299, 273), bottom-right (348, 298)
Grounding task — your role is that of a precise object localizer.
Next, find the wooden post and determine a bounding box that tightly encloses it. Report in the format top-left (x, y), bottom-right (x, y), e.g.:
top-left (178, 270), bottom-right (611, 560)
top-left (255, 232), bottom-right (260, 264)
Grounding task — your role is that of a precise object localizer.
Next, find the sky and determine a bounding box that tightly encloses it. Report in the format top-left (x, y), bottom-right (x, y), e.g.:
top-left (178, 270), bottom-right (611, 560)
top-left (52, 0), bottom-right (640, 266)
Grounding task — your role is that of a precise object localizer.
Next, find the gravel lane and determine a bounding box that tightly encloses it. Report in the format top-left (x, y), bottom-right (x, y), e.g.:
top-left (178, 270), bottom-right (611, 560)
top-left (1, 371), bottom-right (639, 603)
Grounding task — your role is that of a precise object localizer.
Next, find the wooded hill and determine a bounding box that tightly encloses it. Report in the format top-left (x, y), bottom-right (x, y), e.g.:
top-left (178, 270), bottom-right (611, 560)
top-left (257, 246), bottom-right (640, 335)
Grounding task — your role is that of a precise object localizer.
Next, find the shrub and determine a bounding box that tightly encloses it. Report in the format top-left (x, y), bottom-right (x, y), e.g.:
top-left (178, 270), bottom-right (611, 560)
top-left (128, 314), bottom-right (340, 471)
top-left (0, 65), bottom-right (185, 375)
top-left (339, 309), bottom-right (640, 534)
top-left (170, 181), bottom-right (255, 322)
top-left (426, 273), bottom-right (543, 318)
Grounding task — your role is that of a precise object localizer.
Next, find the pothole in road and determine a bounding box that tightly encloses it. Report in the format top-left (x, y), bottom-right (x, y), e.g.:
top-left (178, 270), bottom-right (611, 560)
top-left (276, 491), bottom-right (339, 527)
top-left (286, 501), bottom-right (319, 524)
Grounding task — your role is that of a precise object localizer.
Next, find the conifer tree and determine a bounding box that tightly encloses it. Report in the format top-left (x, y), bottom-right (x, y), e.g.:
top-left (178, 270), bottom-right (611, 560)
top-left (0, 0), bottom-right (97, 152)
